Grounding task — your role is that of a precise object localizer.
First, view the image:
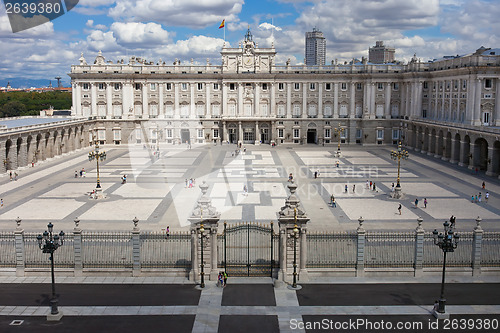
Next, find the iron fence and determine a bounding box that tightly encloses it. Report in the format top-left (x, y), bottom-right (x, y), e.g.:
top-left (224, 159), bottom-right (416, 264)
top-left (24, 232), bottom-right (74, 268)
top-left (0, 232), bottom-right (15, 268)
top-left (82, 232), bottom-right (133, 268)
top-left (306, 231), bottom-right (357, 268)
top-left (481, 232), bottom-right (500, 267)
top-left (365, 232), bottom-right (414, 268)
top-left (140, 231), bottom-right (191, 268)
top-left (423, 232), bottom-right (473, 268)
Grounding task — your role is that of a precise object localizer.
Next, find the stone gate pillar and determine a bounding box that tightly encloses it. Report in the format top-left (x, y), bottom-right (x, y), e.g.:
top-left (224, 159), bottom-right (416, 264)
top-left (277, 181), bottom-right (309, 284)
top-left (188, 181), bottom-right (220, 283)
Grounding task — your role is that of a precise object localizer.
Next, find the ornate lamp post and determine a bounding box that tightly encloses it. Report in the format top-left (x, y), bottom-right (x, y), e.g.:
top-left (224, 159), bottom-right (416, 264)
top-left (390, 141), bottom-right (409, 199)
top-left (432, 220), bottom-right (459, 315)
top-left (36, 223), bottom-right (65, 317)
top-left (199, 222), bottom-right (206, 288)
top-left (333, 123), bottom-right (345, 156)
top-left (88, 137), bottom-right (106, 189)
top-left (3, 158), bottom-right (10, 171)
top-left (292, 208), bottom-right (299, 288)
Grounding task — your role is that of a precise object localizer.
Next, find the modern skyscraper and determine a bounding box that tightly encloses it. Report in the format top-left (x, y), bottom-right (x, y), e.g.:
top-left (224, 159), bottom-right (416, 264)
top-left (305, 28), bottom-right (326, 66)
top-left (369, 41), bottom-right (396, 64)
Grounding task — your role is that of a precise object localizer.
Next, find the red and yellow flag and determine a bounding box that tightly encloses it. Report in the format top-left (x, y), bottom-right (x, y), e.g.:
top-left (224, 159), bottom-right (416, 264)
top-left (219, 19), bottom-right (225, 29)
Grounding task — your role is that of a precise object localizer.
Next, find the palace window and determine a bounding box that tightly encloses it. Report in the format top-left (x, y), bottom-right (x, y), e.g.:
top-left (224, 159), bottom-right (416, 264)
top-left (262, 83), bottom-right (268, 90)
top-left (197, 83), bottom-right (203, 91)
top-left (83, 83), bottom-right (89, 90)
top-left (293, 128), bottom-right (300, 138)
top-left (150, 83), bottom-right (156, 91)
top-left (98, 83), bottom-right (105, 90)
top-left (324, 128), bottom-right (331, 138)
top-left (229, 83), bottom-right (236, 91)
top-left (310, 83), bottom-right (316, 91)
top-left (294, 83), bottom-right (300, 90)
top-left (213, 83), bottom-right (219, 90)
top-left (114, 83), bottom-right (121, 91)
top-left (278, 128), bottom-right (284, 138)
top-left (325, 83), bottom-right (331, 90)
top-left (213, 129), bottom-right (219, 138)
top-left (356, 83), bottom-right (362, 91)
top-left (278, 83), bottom-right (284, 90)
top-left (135, 83), bottom-right (142, 90)
top-left (341, 83), bottom-right (347, 91)
top-left (377, 83), bottom-right (384, 90)
top-left (166, 83), bottom-right (172, 91)
top-left (181, 83), bottom-right (188, 91)
top-left (485, 79), bottom-right (492, 89)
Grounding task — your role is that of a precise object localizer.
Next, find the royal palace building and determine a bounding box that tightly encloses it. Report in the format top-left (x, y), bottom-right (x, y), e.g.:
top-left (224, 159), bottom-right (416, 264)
top-left (2, 29), bottom-right (499, 177)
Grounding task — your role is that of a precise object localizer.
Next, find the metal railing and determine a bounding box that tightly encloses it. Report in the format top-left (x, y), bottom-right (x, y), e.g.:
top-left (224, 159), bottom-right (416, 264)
top-left (140, 231), bottom-right (191, 268)
top-left (365, 232), bottom-right (414, 268)
top-left (82, 232), bottom-right (133, 268)
top-left (0, 232), bottom-right (15, 268)
top-left (306, 231), bottom-right (357, 268)
top-left (423, 232), bottom-right (473, 268)
top-left (481, 232), bottom-right (500, 267)
top-left (24, 232), bottom-right (74, 268)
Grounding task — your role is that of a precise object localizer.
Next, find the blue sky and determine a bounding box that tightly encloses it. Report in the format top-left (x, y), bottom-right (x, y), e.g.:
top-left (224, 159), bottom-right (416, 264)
top-left (1, 0), bottom-right (499, 87)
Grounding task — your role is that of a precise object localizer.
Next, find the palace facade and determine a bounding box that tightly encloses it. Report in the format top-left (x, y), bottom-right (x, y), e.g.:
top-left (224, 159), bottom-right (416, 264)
top-left (2, 30), bottom-right (499, 177)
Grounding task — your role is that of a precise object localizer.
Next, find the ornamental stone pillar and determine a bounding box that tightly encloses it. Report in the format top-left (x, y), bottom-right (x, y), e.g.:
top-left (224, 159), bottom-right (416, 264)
top-left (472, 217), bottom-right (483, 276)
top-left (356, 217), bottom-right (365, 277)
top-left (188, 181), bottom-right (220, 282)
top-left (414, 217), bottom-right (424, 278)
top-left (14, 218), bottom-right (25, 277)
top-left (277, 181), bottom-right (309, 283)
top-left (73, 218), bottom-right (83, 277)
top-left (132, 217), bottom-right (141, 277)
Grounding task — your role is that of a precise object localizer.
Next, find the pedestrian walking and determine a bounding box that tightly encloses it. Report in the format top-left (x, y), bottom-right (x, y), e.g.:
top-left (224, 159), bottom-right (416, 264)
top-left (475, 194), bottom-right (478, 203)
top-left (398, 203), bottom-right (401, 215)
top-left (82, 168), bottom-right (86, 177)
top-left (450, 215), bottom-right (456, 228)
top-left (336, 161), bottom-right (340, 168)
top-left (471, 195), bottom-right (474, 203)
top-left (166, 226), bottom-right (170, 238)
top-left (485, 192), bottom-right (489, 203)
top-left (243, 185), bottom-right (248, 195)
top-left (330, 194), bottom-right (334, 206)
top-left (223, 271), bottom-right (228, 286)
top-left (288, 173), bottom-right (293, 182)
top-left (80, 169), bottom-right (83, 177)
top-left (424, 198), bottom-right (427, 208)
top-left (332, 197), bottom-right (336, 208)
top-left (9, 171), bottom-right (12, 181)
top-left (185, 179), bottom-right (188, 188)
top-left (352, 184), bottom-right (356, 193)
top-left (1, 198), bottom-right (3, 207)
top-left (478, 192), bottom-right (482, 203)
top-left (391, 183), bottom-right (395, 192)
top-left (482, 181), bottom-right (486, 189)
top-left (314, 171), bottom-right (318, 179)
top-left (14, 172), bottom-right (18, 181)
top-left (345, 184), bottom-right (348, 193)
top-left (75, 171), bottom-right (78, 178)
top-left (372, 182), bottom-right (376, 191)
top-left (414, 198), bottom-right (419, 208)
top-left (366, 180), bottom-right (369, 189)
top-left (217, 272), bottom-right (224, 287)
top-left (370, 181), bottom-right (373, 190)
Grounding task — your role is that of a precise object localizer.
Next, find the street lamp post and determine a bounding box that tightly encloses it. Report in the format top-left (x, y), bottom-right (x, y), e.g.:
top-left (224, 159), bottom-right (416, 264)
top-left (390, 141), bottom-right (409, 198)
top-left (333, 123), bottom-right (345, 157)
top-left (432, 220), bottom-right (459, 315)
top-left (292, 208), bottom-right (299, 288)
top-left (199, 222), bottom-right (206, 288)
top-left (88, 137), bottom-right (106, 189)
top-left (36, 223), bottom-right (65, 317)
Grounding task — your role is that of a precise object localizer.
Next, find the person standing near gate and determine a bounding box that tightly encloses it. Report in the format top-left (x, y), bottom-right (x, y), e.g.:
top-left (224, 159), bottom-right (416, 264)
top-left (398, 203), bottom-right (401, 215)
top-left (223, 271), bottom-right (228, 287)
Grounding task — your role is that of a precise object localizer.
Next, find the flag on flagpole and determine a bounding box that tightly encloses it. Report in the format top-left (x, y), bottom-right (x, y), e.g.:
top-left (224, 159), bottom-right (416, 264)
top-left (219, 19), bottom-right (225, 29)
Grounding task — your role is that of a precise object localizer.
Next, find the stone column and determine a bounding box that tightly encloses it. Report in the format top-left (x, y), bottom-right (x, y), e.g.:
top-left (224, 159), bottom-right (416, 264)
top-left (132, 217), bottom-right (141, 277)
top-left (318, 82), bottom-right (323, 119)
top-left (473, 79), bottom-right (482, 126)
top-left (142, 82), bottom-right (148, 118)
top-left (277, 182), bottom-right (310, 284)
top-left (190, 82), bottom-right (195, 119)
top-left (14, 218), bottom-right (25, 277)
top-left (238, 121), bottom-right (243, 144)
top-left (222, 121), bottom-right (228, 143)
top-left (333, 82), bottom-right (339, 118)
top-left (495, 78), bottom-right (500, 126)
top-left (174, 83), bottom-right (180, 118)
top-left (369, 83), bottom-right (376, 119)
top-left (472, 217), bottom-right (483, 276)
top-left (238, 83), bottom-right (244, 116)
top-left (106, 83), bottom-right (112, 118)
top-left (73, 218), bottom-right (83, 277)
top-left (270, 83), bottom-right (276, 117)
top-left (469, 143), bottom-right (476, 170)
top-left (188, 181), bottom-right (221, 283)
top-left (255, 121), bottom-right (259, 145)
top-left (356, 217), bottom-right (365, 277)
top-left (286, 83), bottom-right (292, 118)
top-left (72, 82), bottom-right (77, 115)
top-left (91, 83), bottom-right (97, 116)
top-left (205, 82), bottom-right (211, 118)
top-left (385, 82), bottom-right (391, 118)
top-left (449, 138), bottom-right (458, 164)
top-left (350, 82), bottom-right (355, 118)
top-left (302, 83), bottom-right (307, 117)
top-left (75, 83), bottom-right (82, 117)
top-left (414, 217), bottom-right (424, 277)
top-left (434, 135), bottom-right (441, 158)
top-left (254, 84), bottom-right (260, 116)
top-left (486, 147), bottom-right (495, 176)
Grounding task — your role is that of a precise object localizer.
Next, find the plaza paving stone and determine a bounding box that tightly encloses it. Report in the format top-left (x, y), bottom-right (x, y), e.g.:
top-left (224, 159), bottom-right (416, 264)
top-left (0, 144), bottom-right (499, 233)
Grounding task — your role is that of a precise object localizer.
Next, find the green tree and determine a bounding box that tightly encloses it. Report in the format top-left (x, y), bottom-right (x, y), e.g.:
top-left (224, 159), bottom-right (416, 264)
top-left (0, 100), bottom-right (26, 117)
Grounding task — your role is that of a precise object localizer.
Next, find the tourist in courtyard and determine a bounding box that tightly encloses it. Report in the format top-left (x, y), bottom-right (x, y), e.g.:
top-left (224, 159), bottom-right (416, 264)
top-left (414, 198), bottom-right (419, 208)
top-left (330, 194), bottom-right (335, 206)
top-left (398, 203), bottom-right (401, 215)
top-left (471, 195), bottom-right (475, 203)
top-left (314, 171), bottom-right (318, 179)
top-left (478, 192), bottom-right (482, 203)
top-left (391, 183), bottom-right (395, 192)
top-left (424, 198), bottom-right (427, 208)
top-left (485, 191), bottom-right (489, 203)
top-left (366, 180), bottom-right (369, 189)
top-left (372, 182), bottom-right (376, 191)
top-left (75, 171), bottom-right (78, 178)
top-left (1, 199), bottom-right (3, 207)
top-left (331, 196), bottom-right (336, 208)
top-left (352, 184), bottom-right (356, 193)
top-left (345, 184), bottom-right (348, 193)
top-left (288, 173), bottom-right (293, 182)
top-left (482, 181), bottom-right (486, 189)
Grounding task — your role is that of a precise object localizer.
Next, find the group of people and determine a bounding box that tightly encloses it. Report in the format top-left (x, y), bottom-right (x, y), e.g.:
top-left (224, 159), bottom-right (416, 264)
top-left (8, 171), bottom-right (18, 181)
top-left (217, 271), bottom-right (228, 287)
top-left (365, 180), bottom-right (377, 191)
top-left (472, 191), bottom-right (489, 203)
top-left (75, 168), bottom-right (86, 178)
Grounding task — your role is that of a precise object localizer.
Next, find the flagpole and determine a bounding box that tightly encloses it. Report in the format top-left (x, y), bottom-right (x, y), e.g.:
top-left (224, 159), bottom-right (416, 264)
top-left (224, 24), bottom-right (226, 42)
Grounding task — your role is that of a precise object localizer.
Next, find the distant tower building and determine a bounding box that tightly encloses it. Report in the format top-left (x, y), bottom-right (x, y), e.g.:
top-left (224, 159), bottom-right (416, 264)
top-left (305, 28), bottom-right (326, 66)
top-left (369, 41), bottom-right (395, 64)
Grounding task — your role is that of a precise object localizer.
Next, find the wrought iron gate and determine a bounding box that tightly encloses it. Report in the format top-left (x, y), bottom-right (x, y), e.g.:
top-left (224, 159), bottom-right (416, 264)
top-left (221, 222), bottom-right (276, 277)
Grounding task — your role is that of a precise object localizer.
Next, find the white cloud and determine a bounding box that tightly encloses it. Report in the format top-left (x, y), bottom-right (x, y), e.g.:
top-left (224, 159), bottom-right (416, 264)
top-left (259, 23), bottom-right (282, 31)
top-left (86, 29), bottom-right (120, 52)
top-left (108, 0), bottom-right (244, 29)
top-left (111, 22), bottom-right (170, 47)
top-left (157, 35), bottom-right (225, 58)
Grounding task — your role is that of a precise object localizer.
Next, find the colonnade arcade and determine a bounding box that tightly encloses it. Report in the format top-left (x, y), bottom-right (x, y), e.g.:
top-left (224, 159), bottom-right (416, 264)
top-left (1, 124), bottom-right (87, 173)
top-left (406, 122), bottom-right (500, 177)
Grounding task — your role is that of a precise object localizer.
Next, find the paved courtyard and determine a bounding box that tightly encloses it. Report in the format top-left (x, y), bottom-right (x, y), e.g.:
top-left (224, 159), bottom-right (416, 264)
top-left (0, 143), bottom-right (499, 232)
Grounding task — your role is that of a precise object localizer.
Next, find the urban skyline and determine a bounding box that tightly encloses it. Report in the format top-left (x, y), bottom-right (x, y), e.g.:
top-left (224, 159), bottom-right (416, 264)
top-left (0, 0), bottom-right (499, 85)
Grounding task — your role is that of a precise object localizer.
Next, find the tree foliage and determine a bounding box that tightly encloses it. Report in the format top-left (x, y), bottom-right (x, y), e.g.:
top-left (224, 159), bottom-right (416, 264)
top-left (0, 91), bottom-right (72, 118)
